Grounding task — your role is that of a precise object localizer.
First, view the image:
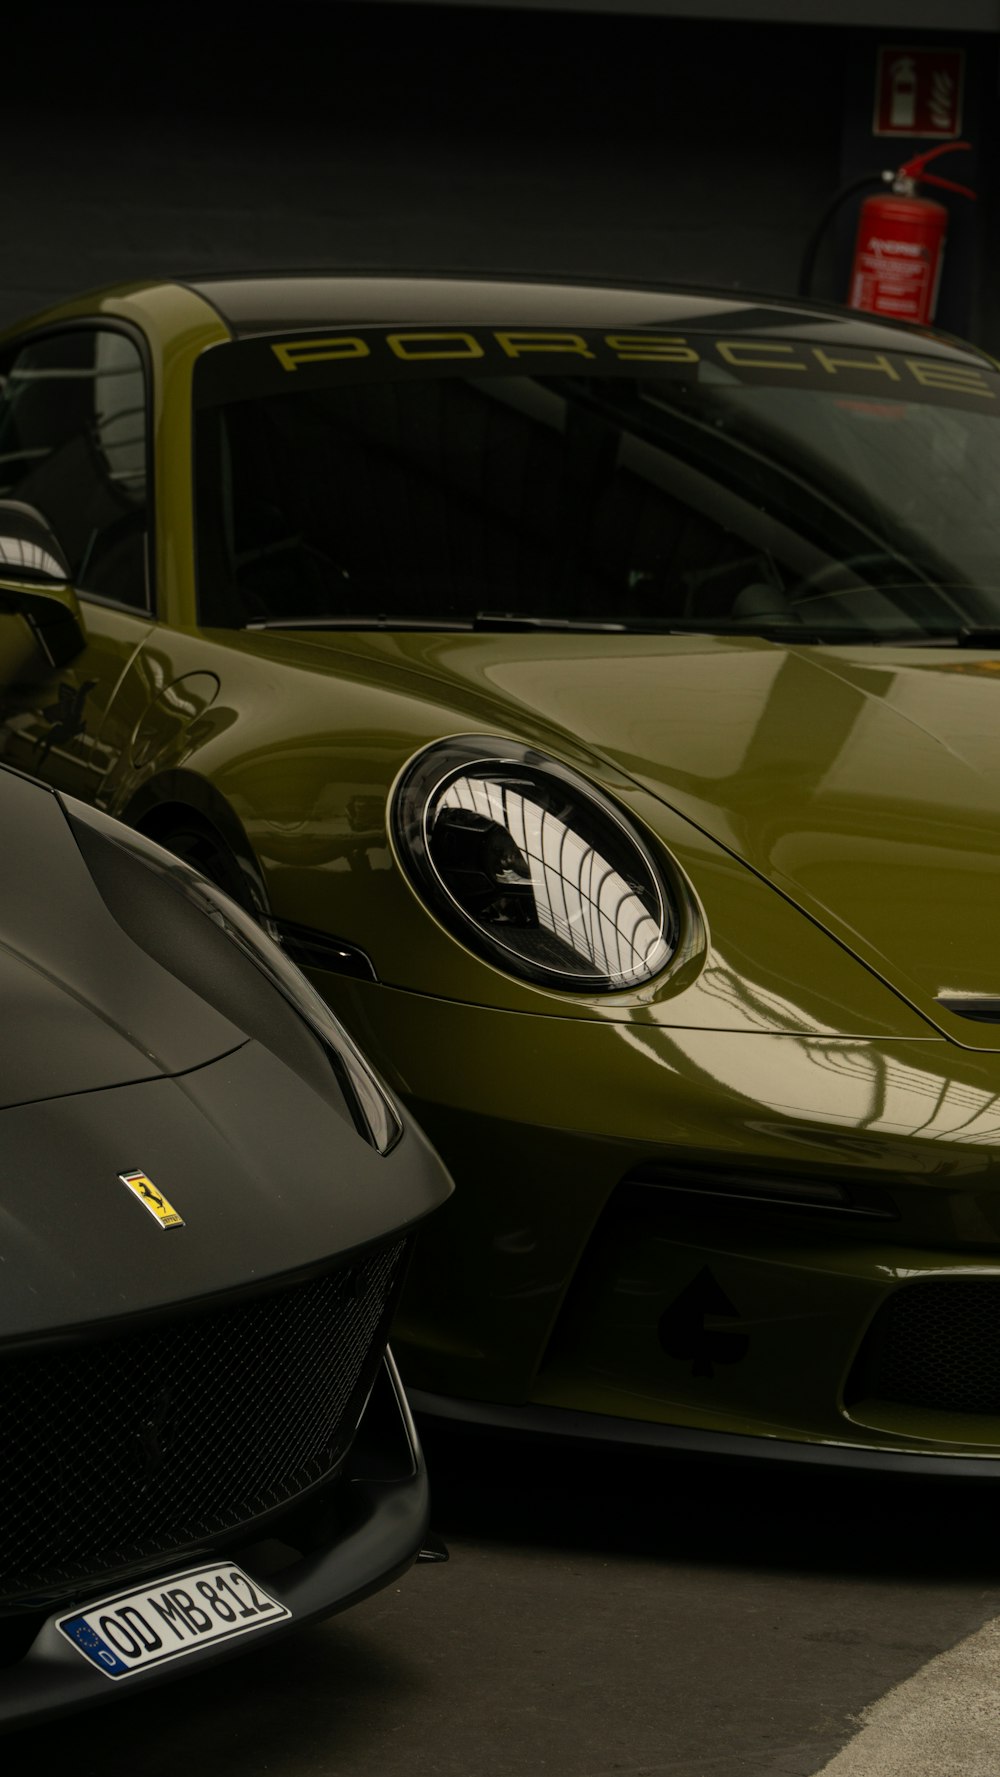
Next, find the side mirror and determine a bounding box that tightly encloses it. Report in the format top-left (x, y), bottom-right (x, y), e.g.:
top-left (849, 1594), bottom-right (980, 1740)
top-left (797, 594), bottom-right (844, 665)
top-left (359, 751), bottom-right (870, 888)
top-left (0, 498), bottom-right (71, 583)
top-left (0, 500), bottom-right (86, 668)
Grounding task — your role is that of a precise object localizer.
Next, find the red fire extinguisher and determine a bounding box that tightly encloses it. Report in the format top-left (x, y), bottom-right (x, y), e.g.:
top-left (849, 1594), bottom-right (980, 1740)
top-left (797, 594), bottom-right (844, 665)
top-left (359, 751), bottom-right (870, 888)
top-left (847, 142), bottom-right (976, 326)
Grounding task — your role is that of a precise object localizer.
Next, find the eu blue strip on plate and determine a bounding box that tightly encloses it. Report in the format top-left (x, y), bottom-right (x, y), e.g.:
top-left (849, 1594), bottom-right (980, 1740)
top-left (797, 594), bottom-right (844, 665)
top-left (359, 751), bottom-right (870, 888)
top-left (59, 1616), bottom-right (130, 1676)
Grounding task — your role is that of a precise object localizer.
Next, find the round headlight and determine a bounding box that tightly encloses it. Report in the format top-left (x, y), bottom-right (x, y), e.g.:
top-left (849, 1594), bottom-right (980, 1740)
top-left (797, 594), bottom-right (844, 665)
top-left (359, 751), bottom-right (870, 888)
top-left (392, 738), bottom-right (678, 992)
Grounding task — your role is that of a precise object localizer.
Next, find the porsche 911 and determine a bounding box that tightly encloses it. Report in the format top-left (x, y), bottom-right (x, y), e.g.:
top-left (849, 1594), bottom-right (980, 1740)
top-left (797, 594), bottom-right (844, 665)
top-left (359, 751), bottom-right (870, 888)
top-left (2, 272), bottom-right (1000, 1478)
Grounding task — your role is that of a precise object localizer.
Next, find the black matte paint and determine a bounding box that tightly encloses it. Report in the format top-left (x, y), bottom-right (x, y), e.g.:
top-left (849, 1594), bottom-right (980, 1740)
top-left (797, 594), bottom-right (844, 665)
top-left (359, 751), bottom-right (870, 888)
top-left (0, 764), bottom-right (452, 1726)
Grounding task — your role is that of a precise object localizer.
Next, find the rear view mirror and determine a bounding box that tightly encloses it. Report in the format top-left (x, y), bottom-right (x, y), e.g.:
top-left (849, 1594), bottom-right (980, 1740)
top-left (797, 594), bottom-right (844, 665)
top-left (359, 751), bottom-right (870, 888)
top-left (0, 499), bottom-right (85, 668)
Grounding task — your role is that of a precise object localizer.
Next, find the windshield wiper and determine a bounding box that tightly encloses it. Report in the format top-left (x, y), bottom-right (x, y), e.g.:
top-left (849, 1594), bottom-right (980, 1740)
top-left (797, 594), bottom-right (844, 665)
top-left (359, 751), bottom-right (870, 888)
top-left (723, 624), bottom-right (949, 646)
top-left (244, 614), bottom-right (997, 646)
top-left (472, 612), bottom-right (629, 632)
top-left (244, 615), bottom-right (474, 631)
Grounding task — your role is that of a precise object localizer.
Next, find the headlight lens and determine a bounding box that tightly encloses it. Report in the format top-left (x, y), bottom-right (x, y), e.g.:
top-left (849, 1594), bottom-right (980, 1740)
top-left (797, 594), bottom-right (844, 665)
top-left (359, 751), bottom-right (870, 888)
top-left (392, 738), bottom-right (678, 991)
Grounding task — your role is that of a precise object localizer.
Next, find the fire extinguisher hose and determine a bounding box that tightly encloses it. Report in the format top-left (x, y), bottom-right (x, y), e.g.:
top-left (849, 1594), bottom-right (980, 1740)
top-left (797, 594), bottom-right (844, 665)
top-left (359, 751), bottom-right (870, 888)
top-left (798, 171), bottom-right (893, 299)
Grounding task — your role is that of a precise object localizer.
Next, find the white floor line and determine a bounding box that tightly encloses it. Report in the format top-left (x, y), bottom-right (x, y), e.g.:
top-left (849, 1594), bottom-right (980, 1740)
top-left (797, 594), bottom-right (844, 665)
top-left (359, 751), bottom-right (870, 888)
top-left (813, 1614), bottom-right (1000, 1775)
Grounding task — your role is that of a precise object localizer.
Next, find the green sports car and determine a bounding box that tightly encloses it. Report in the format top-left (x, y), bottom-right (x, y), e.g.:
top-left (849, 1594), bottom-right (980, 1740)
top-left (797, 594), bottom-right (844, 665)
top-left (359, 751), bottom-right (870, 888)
top-left (3, 273), bottom-right (1000, 1474)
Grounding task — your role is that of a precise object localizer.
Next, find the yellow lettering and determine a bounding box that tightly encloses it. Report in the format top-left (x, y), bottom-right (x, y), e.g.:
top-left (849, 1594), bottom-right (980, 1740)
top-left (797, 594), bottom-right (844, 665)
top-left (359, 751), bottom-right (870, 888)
top-left (493, 331), bottom-right (595, 360)
top-left (605, 334), bottom-right (700, 363)
top-left (811, 349), bottom-right (899, 381)
top-left (905, 359), bottom-right (996, 398)
top-left (386, 331), bottom-right (486, 361)
top-left (715, 341), bottom-right (806, 372)
top-left (271, 337), bottom-right (370, 372)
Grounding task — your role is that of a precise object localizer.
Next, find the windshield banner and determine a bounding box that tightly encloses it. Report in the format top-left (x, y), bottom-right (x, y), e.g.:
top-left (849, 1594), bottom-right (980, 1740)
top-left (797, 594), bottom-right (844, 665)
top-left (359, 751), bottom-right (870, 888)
top-left (195, 328), bottom-right (999, 413)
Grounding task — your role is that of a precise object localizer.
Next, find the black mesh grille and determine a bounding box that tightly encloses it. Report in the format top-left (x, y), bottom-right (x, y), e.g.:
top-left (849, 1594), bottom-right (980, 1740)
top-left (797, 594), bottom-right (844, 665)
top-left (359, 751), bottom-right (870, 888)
top-left (848, 1278), bottom-right (1000, 1415)
top-left (0, 1239), bottom-right (407, 1604)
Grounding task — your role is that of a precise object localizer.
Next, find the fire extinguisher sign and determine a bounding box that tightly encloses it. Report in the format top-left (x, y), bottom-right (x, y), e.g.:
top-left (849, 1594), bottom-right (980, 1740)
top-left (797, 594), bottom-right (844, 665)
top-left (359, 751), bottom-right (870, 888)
top-left (873, 48), bottom-right (964, 138)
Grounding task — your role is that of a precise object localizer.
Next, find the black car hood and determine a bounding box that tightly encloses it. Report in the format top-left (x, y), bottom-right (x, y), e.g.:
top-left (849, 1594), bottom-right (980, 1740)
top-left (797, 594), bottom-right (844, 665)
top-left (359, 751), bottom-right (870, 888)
top-left (0, 770), bottom-right (243, 1107)
top-left (0, 940), bottom-right (245, 1110)
top-left (0, 1041), bottom-right (449, 1338)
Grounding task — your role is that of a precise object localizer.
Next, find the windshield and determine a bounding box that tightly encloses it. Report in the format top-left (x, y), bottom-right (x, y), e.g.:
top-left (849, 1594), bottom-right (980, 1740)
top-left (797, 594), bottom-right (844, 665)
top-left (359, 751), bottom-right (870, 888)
top-left (193, 326), bottom-right (1000, 643)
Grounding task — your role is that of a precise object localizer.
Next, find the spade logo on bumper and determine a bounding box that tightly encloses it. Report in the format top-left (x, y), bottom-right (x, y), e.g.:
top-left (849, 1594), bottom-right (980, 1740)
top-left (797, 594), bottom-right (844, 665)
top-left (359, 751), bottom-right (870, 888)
top-left (658, 1267), bottom-right (750, 1378)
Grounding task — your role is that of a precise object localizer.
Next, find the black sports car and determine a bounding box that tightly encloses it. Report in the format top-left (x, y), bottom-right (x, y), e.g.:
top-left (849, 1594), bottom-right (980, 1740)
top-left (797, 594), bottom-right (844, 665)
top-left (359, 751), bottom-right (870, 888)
top-left (0, 763), bottom-right (452, 1726)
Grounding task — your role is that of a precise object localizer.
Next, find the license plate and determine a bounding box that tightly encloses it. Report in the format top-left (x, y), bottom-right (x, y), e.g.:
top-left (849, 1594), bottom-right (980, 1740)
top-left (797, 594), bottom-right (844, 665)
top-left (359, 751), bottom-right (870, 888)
top-left (57, 1562), bottom-right (291, 1679)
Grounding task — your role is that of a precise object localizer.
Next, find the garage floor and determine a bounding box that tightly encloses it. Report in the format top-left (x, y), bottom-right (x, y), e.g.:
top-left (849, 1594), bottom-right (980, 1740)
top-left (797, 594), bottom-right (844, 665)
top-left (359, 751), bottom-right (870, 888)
top-left (17, 1427), bottom-right (1000, 1773)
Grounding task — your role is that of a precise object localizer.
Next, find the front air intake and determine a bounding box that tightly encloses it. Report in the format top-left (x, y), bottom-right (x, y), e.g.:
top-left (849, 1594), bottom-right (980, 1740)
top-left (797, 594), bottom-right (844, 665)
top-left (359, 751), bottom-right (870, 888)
top-left (0, 1239), bottom-right (409, 1606)
top-left (847, 1277), bottom-right (1000, 1415)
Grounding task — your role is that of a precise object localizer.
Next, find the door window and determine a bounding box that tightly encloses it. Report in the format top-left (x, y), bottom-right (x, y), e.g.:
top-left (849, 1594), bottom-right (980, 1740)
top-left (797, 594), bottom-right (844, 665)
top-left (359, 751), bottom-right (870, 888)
top-left (0, 328), bottom-right (150, 610)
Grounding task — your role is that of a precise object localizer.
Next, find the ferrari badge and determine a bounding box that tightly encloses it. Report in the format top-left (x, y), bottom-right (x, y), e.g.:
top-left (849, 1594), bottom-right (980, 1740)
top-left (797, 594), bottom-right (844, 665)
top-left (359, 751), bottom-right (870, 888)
top-left (118, 1170), bottom-right (185, 1229)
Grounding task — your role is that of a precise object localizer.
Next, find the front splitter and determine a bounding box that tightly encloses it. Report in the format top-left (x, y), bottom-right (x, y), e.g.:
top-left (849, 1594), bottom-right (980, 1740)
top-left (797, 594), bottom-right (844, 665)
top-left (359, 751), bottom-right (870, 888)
top-left (409, 1387), bottom-right (1000, 1481)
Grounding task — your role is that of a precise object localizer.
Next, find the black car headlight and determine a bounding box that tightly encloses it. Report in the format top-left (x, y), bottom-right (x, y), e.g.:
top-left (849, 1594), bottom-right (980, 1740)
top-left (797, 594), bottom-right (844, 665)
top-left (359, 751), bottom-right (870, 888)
top-left (391, 737), bottom-right (679, 992)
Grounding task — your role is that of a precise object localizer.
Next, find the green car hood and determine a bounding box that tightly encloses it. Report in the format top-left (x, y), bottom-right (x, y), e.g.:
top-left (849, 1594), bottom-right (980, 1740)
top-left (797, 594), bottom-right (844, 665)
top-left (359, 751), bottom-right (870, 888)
top-left (317, 630), bottom-right (1000, 1047)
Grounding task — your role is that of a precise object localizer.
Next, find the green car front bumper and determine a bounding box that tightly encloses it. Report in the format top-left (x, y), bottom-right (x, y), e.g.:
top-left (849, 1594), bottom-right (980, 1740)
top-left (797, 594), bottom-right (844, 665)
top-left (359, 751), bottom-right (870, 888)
top-left (323, 973), bottom-right (1000, 1468)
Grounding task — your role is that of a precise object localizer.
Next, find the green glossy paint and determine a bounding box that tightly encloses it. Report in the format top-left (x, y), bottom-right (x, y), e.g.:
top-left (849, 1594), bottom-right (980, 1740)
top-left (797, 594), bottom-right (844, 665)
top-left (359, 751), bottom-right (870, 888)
top-left (3, 276), bottom-right (1000, 1462)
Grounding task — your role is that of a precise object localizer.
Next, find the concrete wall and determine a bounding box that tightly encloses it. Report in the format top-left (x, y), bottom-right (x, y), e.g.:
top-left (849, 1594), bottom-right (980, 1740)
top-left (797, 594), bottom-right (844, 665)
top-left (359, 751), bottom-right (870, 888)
top-left (2, 6), bottom-right (996, 349)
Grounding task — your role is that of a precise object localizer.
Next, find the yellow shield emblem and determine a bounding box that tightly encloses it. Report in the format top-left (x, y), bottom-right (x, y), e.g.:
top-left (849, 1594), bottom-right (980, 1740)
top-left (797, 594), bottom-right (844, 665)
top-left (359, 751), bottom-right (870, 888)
top-left (118, 1170), bottom-right (185, 1230)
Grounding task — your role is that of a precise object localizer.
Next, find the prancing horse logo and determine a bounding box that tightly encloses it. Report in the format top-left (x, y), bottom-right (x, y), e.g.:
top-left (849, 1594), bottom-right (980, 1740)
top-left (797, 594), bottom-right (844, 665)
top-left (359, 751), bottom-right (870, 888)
top-left (118, 1170), bottom-right (185, 1230)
